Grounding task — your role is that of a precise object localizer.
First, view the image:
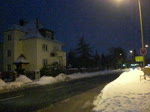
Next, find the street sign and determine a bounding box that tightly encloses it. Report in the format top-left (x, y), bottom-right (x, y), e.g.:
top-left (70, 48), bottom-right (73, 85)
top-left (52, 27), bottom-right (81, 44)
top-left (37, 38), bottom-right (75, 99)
top-left (140, 48), bottom-right (147, 55)
top-left (135, 56), bottom-right (144, 62)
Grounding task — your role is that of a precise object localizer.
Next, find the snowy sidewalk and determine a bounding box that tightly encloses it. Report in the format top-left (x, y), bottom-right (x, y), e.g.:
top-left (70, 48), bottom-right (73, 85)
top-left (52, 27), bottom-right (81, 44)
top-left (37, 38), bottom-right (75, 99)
top-left (92, 70), bottom-right (150, 112)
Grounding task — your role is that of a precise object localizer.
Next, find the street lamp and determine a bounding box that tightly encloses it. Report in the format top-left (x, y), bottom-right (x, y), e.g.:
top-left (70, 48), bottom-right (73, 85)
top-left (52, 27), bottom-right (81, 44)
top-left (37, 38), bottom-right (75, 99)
top-left (137, 0), bottom-right (146, 67)
top-left (114, 0), bottom-right (145, 65)
top-left (145, 44), bottom-right (148, 48)
top-left (130, 50), bottom-right (133, 54)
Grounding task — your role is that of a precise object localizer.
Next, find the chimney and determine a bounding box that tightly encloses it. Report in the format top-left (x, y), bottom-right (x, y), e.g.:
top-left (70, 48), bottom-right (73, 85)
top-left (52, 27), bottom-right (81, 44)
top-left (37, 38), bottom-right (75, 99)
top-left (19, 19), bottom-right (24, 26)
top-left (36, 18), bottom-right (39, 29)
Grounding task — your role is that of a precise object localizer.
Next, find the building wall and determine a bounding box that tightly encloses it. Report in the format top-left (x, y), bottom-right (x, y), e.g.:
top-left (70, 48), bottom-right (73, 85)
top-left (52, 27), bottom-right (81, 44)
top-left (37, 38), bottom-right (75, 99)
top-left (36, 38), bottom-right (66, 70)
top-left (3, 30), bottom-right (16, 71)
top-left (22, 38), bottom-right (37, 71)
top-left (3, 30), bottom-right (66, 72)
top-left (3, 30), bottom-right (26, 71)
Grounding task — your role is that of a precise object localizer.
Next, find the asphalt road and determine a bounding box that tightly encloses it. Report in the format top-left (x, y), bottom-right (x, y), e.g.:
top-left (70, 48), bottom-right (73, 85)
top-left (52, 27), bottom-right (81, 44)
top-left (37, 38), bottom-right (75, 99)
top-left (0, 72), bottom-right (122, 112)
top-left (36, 83), bottom-right (107, 112)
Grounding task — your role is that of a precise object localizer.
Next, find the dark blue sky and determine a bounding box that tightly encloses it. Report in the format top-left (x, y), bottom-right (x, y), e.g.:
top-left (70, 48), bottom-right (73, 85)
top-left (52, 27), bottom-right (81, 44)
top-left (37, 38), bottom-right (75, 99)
top-left (0, 0), bottom-right (150, 54)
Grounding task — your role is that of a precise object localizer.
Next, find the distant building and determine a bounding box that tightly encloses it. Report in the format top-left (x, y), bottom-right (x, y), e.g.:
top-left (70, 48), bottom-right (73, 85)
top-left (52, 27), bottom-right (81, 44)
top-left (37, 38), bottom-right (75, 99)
top-left (3, 19), bottom-right (66, 72)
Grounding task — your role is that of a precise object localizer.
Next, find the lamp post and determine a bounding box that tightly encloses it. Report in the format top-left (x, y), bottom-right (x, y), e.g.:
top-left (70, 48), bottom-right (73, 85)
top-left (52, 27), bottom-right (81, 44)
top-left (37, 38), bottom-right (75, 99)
top-left (137, 0), bottom-right (146, 67)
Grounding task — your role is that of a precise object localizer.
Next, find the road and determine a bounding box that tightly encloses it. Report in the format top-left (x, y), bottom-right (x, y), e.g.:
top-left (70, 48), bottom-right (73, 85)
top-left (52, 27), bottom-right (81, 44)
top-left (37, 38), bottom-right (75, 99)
top-left (0, 72), bottom-right (122, 112)
top-left (36, 83), bottom-right (107, 112)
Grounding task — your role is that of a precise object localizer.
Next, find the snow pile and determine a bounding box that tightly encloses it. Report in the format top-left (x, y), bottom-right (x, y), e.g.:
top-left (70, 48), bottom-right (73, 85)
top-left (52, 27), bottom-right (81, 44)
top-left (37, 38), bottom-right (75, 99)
top-left (34, 70), bottom-right (122, 85)
top-left (92, 70), bottom-right (150, 112)
top-left (15, 75), bottom-right (32, 83)
top-left (0, 79), bottom-right (7, 90)
top-left (35, 76), bottom-right (57, 85)
top-left (55, 73), bottom-right (71, 82)
top-left (6, 82), bottom-right (24, 89)
top-left (0, 70), bottom-right (122, 91)
top-left (0, 79), bottom-right (24, 90)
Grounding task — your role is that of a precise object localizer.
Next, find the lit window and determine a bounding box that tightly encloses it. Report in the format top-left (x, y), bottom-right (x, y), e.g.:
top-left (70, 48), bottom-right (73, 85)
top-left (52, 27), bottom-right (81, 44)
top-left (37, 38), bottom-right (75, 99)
top-left (42, 44), bottom-right (48, 51)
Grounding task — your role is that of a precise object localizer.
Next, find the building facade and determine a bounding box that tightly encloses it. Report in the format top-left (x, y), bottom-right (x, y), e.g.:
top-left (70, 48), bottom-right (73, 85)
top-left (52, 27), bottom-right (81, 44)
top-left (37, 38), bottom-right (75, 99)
top-left (3, 20), bottom-right (66, 72)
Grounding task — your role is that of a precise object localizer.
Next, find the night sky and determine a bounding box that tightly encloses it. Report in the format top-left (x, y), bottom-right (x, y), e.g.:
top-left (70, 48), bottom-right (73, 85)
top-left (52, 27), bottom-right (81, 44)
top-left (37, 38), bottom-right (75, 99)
top-left (0, 0), bottom-right (150, 55)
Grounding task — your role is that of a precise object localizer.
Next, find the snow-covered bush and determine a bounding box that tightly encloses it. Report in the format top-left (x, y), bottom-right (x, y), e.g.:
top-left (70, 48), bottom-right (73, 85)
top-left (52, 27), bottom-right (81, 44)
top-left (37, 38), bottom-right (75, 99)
top-left (40, 62), bottom-right (65, 77)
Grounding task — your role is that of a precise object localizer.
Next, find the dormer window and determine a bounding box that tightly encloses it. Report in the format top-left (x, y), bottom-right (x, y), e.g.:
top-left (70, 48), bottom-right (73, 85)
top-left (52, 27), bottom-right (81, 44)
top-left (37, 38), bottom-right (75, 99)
top-left (39, 28), bottom-right (55, 40)
top-left (47, 32), bottom-right (51, 37)
top-left (46, 32), bottom-right (53, 39)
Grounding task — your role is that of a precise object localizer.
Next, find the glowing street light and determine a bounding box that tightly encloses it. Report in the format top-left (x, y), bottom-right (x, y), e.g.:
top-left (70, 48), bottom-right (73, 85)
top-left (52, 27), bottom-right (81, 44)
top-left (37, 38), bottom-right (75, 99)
top-left (130, 50), bottom-right (133, 54)
top-left (115, 0), bottom-right (145, 66)
top-left (115, 0), bottom-right (123, 3)
top-left (145, 45), bottom-right (148, 48)
top-left (137, 0), bottom-right (146, 67)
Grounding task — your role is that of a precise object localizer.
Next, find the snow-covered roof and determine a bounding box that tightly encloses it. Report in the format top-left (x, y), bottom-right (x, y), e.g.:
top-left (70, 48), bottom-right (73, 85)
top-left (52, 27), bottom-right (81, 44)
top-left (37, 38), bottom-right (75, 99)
top-left (7, 20), bottom-right (44, 39)
top-left (6, 20), bottom-right (62, 43)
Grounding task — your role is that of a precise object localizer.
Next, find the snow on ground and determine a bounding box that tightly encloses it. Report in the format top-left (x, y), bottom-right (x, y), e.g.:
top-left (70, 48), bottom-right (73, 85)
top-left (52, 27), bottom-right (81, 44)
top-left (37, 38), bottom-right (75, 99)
top-left (68, 70), bottom-right (120, 80)
top-left (15, 75), bottom-right (32, 83)
top-left (0, 70), bottom-right (122, 92)
top-left (55, 73), bottom-right (71, 82)
top-left (34, 76), bottom-right (57, 85)
top-left (0, 79), bottom-right (7, 90)
top-left (92, 70), bottom-right (150, 112)
top-left (6, 82), bottom-right (24, 89)
top-left (0, 75), bottom-right (32, 91)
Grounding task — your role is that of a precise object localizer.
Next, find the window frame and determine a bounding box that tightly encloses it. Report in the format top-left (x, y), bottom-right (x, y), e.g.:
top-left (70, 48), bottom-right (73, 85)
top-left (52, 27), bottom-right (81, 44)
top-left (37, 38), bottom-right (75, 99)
top-left (7, 64), bottom-right (11, 71)
top-left (42, 44), bottom-right (48, 51)
top-left (43, 59), bottom-right (48, 66)
top-left (8, 35), bottom-right (12, 41)
top-left (7, 50), bottom-right (11, 57)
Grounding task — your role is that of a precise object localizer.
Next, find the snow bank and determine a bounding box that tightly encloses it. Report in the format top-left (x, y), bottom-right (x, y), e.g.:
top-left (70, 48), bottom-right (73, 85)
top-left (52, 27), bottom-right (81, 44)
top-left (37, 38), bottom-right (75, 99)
top-left (35, 76), bottom-right (57, 85)
top-left (0, 79), bottom-right (24, 90)
top-left (0, 70), bottom-right (122, 91)
top-left (68, 70), bottom-right (120, 80)
top-left (55, 73), bottom-right (71, 82)
top-left (0, 79), bottom-right (7, 90)
top-left (92, 70), bottom-right (150, 112)
top-left (34, 70), bottom-right (122, 85)
top-left (6, 82), bottom-right (24, 89)
top-left (15, 75), bottom-right (32, 83)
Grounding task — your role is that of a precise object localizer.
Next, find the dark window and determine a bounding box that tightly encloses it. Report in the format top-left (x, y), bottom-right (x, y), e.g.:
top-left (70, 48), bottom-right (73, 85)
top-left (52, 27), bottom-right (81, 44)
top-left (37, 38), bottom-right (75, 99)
top-left (43, 59), bottom-right (48, 66)
top-left (42, 44), bottom-right (48, 51)
top-left (7, 50), bottom-right (11, 57)
top-left (50, 53), bottom-right (56, 57)
top-left (7, 64), bottom-right (11, 71)
top-left (8, 35), bottom-right (12, 41)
